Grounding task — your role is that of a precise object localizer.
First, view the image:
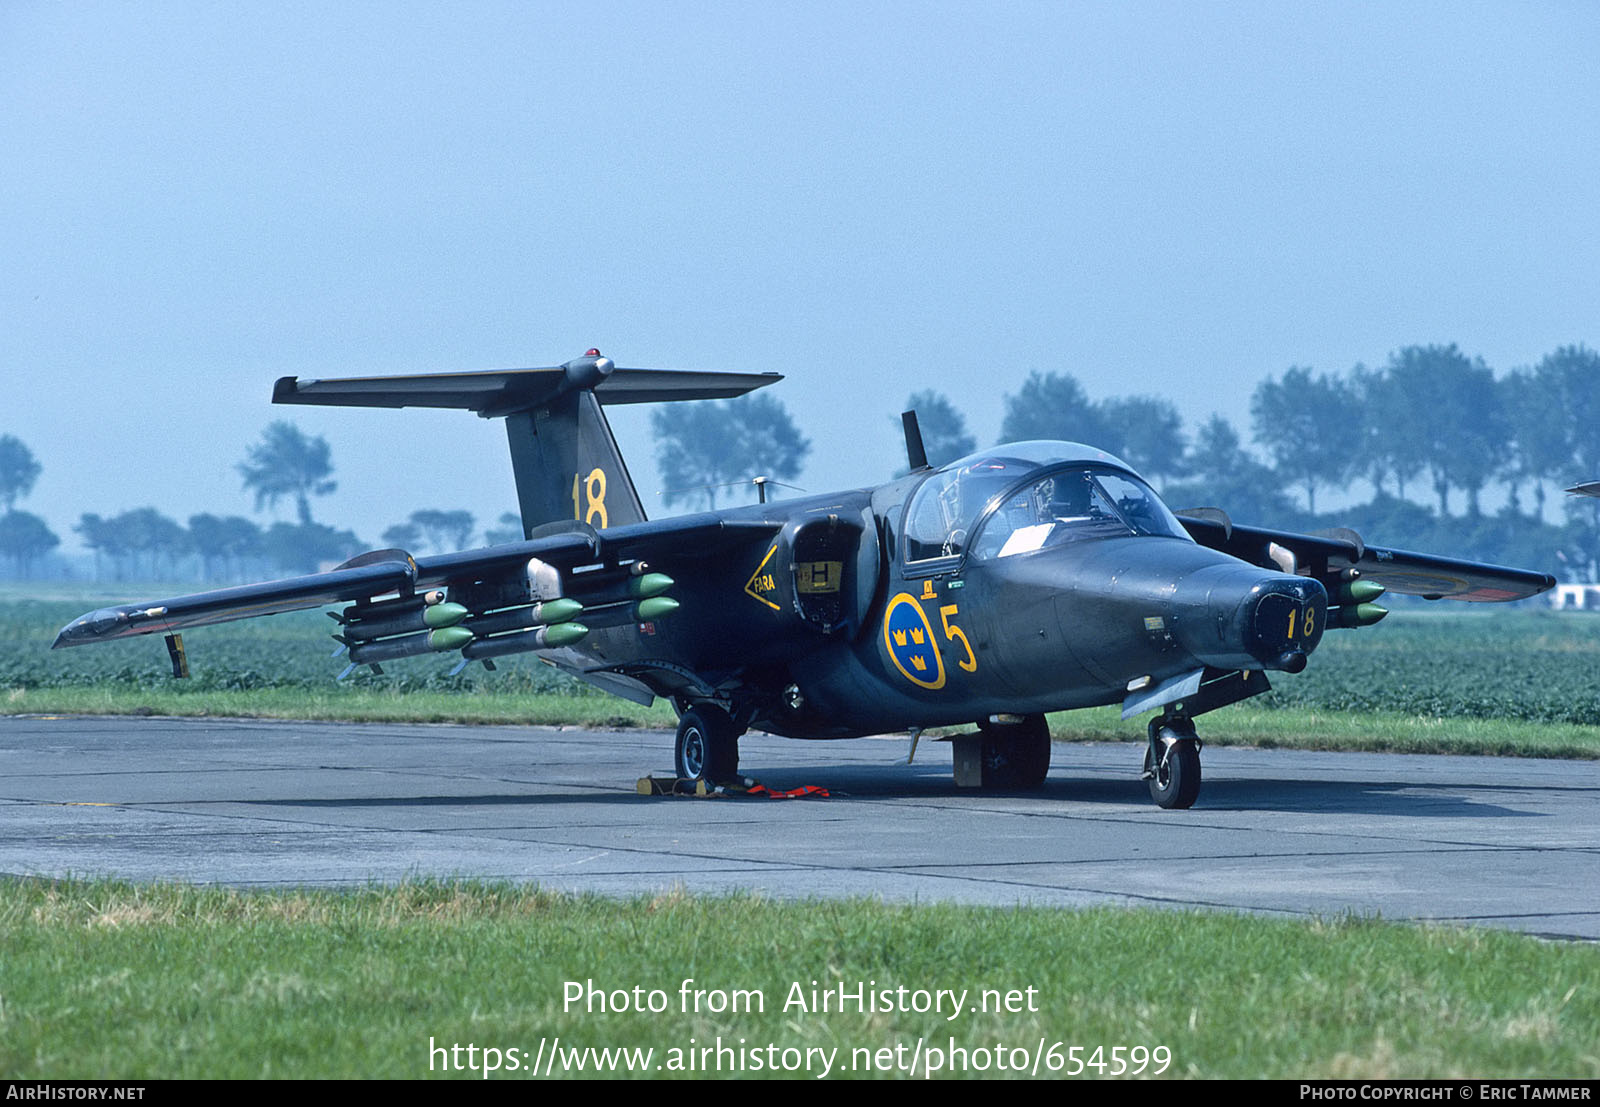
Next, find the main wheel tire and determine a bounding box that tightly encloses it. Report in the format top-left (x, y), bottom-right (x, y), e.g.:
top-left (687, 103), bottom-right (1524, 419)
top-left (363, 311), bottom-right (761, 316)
top-left (675, 706), bottom-right (739, 783)
top-left (978, 714), bottom-right (1051, 789)
top-left (1144, 734), bottom-right (1201, 809)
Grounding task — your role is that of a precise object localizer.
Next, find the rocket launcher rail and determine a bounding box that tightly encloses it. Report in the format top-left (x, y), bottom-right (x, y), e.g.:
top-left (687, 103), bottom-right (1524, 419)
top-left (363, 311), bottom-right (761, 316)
top-left (336, 601), bottom-right (470, 643)
top-left (461, 598), bottom-right (585, 638)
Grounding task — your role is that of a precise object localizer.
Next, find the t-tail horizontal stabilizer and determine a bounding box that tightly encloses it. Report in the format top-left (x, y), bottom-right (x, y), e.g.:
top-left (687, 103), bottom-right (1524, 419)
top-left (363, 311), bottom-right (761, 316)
top-left (272, 350), bottom-right (783, 537)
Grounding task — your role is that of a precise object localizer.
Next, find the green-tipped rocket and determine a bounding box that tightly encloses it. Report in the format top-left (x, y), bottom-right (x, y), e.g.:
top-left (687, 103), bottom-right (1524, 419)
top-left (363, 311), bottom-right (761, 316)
top-left (463, 597), bottom-right (587, 637)
top-left (540, 620), bottom-right (590, 648)
top-left (568, 572), bottom-right (676, 607)
top-left (460, 621), bottom-right (591, 662)
top-left (1327, 579), bottom-right (1387, 629)
top-left (628, 573), bottom-right (674, 599)
top-left (348, 624), bottom-right (476, 665)
top-left (634, 595), bottom-right (679, 620)
top-left (1328, 602), bottom-right (1388, 629)
top-left (422, 602), bottom-right (471, 629)
top-left (1333, 579), bottom-right (1386, 605)
top-left (538, 597), bottom-right (586, 623)
top-left (427, 626), bottom-right (475, 650)
top-left (341, 600), bottom-right (470, 642)
top-left (580, 596), bottom-right (680, 631)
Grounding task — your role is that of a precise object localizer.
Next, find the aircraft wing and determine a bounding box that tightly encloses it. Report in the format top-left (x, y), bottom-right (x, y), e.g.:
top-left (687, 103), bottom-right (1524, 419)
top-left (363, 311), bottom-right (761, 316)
top-left (53, 513), bottom-right (775, 648)
top-left (1176, 515), bottom-right (1557, 602)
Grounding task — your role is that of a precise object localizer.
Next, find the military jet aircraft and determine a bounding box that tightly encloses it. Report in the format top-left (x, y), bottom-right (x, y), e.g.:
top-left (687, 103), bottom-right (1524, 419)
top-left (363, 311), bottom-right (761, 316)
top-left (54, 351), bottom-right (1556, 808)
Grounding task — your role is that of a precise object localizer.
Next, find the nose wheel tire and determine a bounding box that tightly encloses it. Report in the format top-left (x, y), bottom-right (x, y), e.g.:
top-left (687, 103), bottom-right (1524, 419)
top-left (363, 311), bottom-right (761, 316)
top-left (1144, 719), bottom-right (1201, 809)
top-left (675, 706), bottom-right (740, 784)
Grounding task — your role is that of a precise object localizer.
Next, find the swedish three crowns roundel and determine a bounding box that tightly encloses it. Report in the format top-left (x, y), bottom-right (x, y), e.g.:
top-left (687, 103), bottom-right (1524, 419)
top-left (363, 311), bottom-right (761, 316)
top-left (882, 592), bottom-right (946, 690)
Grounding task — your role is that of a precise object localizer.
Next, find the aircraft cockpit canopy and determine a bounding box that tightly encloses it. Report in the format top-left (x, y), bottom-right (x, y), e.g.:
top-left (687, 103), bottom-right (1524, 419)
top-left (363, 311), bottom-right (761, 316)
top-left (903, 442), bottom-right (1191, 562)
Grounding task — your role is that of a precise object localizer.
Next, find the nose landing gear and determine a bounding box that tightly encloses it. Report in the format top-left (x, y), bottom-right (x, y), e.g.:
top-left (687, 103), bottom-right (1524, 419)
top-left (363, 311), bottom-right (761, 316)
top-left (1143, 715), bottom-right (1202, 809)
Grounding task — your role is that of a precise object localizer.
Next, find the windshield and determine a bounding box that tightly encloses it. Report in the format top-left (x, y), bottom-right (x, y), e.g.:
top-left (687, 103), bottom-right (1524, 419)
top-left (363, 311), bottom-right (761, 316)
top-left (902, 444), bottom-right (1187, 563)
top-left (968, 467), bottom-right (1190, 559)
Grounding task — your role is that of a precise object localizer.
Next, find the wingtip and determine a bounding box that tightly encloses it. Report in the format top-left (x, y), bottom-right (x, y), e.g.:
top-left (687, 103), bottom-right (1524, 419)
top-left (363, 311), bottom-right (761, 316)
top-left (51, 614), bottom-right (99, 649)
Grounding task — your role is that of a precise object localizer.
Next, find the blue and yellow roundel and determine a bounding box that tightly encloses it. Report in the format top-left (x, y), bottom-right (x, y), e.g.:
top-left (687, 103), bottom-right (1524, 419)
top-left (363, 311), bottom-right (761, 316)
top-left (882, 592), bottom-right (945, 690)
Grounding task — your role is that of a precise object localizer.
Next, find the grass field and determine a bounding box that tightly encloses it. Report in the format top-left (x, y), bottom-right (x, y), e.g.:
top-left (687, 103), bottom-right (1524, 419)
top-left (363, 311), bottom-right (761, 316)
top-left (2, 880), bottom-right (1597, 1080)
top-left (4, 594), bottom-right (1599, 1079)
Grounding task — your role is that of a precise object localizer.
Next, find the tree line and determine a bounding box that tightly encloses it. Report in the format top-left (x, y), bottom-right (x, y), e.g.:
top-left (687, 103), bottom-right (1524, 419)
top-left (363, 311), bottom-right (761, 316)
top-left (644, 342), bottom-right (1596, 578)
top-left (0, 424), bottom-right (528, 582)
top-left (4, 341), bottom-right (1596, 583)
top-left (960, 343), bottom-right (1600, 579)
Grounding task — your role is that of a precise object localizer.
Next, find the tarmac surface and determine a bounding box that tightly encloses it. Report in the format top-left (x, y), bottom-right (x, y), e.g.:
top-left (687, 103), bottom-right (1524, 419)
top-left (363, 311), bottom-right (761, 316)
top-left (2, 714), bottom-right (1597, 940)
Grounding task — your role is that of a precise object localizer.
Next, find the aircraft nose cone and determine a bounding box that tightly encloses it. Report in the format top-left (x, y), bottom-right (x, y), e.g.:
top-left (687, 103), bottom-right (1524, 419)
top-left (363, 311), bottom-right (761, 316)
top-left (1170, 567), bottom-right (1326, 673)
top-left (1242, 578), bottom-right (1327, 669)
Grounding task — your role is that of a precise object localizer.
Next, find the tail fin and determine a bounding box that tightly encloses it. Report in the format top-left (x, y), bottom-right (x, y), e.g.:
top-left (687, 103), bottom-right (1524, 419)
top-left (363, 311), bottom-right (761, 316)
top-left (273, 350), bottom-right (781, 537)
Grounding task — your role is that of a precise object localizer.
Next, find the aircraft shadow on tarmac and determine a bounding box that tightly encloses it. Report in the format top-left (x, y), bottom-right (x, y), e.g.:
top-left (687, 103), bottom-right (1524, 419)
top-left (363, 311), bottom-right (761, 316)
top-left (656, 757), bottom-right (1573, 819)
top-left (226, 760), bottom-right (1577, 820)
top-left (1076, 776), bottom-right (1553, 819)
top-left (231, 793), bottom-right (643, 809)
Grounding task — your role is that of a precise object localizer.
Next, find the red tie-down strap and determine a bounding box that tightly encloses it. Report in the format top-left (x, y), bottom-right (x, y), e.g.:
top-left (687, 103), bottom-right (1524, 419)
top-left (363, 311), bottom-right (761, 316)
top-left (743, 783), bottom-right (831, 799)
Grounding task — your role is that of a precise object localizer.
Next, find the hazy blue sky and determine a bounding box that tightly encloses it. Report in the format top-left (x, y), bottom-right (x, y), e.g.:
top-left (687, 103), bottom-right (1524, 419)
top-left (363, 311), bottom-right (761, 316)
top-left (5, 2), bottom-right (1598, 554)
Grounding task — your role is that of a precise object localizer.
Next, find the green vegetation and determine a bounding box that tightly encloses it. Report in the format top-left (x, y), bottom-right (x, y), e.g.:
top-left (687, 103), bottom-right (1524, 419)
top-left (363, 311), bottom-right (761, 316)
top-left (1258, 606), bottom-right (1600, 725)
top-left (0, 598), bottom-right (672, 726)
top-left (0, 601), bottom-right (600, 692)
top-left (1053, 703), bottom-right (1600, 759)
top-left (7, 599), bottom-right (1600, 756)
top-left (1, 878), bottom-right (1595, 1079)
top-left (1042, 606), bottom-right (1600, 759)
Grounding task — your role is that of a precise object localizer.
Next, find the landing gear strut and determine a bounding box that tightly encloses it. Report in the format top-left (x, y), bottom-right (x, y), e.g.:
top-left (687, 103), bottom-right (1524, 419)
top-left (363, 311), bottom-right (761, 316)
top-left (674, 704), bottom-right (741, 784)
top-left (1143, 715), bottom-right (1201, 809)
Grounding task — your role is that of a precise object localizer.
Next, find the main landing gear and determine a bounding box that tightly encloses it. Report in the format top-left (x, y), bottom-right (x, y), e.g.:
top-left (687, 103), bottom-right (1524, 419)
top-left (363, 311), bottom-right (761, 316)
top-left (1143, 714), bottom-right (1202, 809)
top-left (974, 714), bottom-right (1051, 790)
top-left (674, 704), bottom-right (741, 784)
